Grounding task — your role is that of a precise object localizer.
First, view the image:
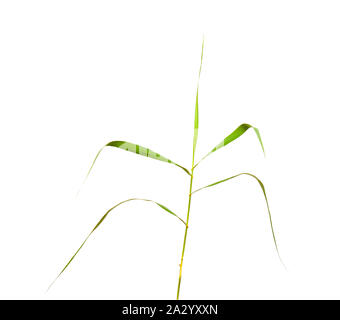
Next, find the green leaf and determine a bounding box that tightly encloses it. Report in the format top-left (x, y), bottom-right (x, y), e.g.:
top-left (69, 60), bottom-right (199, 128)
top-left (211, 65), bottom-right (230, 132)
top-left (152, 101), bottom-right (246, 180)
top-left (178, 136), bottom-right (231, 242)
top-left (191, 173), bottom-right (284, 267)
top-left (192, 38), bottom-right (204, 162)
top-left (87, 141), bottom-right (191, 179)
top-left (48, 198), bottom-right (185, 290)
top-left (195, 124), bottom-right (265, 168)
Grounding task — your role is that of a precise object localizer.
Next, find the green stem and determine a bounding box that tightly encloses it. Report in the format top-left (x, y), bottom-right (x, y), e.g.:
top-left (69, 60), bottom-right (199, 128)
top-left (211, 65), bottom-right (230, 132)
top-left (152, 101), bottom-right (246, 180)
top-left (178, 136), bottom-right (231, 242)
top-left (177, 36), bottom-right (203, 300)
top-left (177, 162), bottom-right (195, 299)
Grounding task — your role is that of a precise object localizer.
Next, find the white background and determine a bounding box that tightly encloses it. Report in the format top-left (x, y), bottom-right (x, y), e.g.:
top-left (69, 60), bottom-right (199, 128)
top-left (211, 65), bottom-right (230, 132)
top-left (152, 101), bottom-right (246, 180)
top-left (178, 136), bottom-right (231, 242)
top-left (1, 1), bottom-right (340, 300)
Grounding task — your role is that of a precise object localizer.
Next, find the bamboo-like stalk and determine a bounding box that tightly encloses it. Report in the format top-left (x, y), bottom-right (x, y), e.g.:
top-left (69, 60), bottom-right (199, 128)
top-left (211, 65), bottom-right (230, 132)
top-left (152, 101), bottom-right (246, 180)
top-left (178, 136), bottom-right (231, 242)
top-left (177, 38), bottom-right (203, 300)
top-left (176, 160), bottom-right (195, 299)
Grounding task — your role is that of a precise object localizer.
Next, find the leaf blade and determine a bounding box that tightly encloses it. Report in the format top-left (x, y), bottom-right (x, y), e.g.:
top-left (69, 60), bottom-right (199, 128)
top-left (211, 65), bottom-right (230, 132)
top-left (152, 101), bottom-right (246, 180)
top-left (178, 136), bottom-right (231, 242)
top-left (195, 123), bottom-right (265, 167)
top-left (86, 141), bottom-right (191, 180)
top-left (48, 198), bottom-right (185, 290)
top-left (192, 38), bottom-right (204, 161)
top-left (192, 173), bottom-right (284, 267)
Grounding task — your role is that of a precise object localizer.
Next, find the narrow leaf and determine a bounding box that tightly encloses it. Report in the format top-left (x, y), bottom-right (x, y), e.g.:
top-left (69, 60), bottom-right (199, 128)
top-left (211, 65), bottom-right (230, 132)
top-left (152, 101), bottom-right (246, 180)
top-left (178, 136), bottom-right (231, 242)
top-left (86, 141), bottom-right (191, 179)
top-left (48, 198), bottom-right (185, 290)
top-left (191, 173), bottom-right (284, 267)
top-left (192, 38), bottom-right (204, 160)
top-left (195, 123), bottom-right (265, 167)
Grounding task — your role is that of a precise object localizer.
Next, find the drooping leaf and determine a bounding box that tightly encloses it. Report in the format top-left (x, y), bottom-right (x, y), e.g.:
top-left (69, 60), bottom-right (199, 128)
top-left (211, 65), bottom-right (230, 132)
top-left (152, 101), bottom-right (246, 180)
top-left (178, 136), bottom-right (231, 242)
top-left (191, 173), bottom-right (284, 267)
top-left (192, 38), bottom-right (204, 161)
top-left (48, 198), bottom-right (185, 290)
top-left (87, 141), bottom-right (191, 179)
top-left (195, 124), bottom-right (265, 168)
